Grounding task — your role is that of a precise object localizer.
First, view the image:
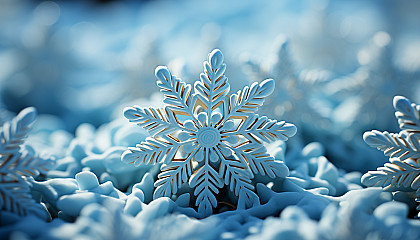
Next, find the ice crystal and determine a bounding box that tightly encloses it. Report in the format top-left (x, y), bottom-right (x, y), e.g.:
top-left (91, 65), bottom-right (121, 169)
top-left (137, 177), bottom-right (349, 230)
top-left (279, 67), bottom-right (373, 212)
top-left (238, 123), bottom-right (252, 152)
top-left (122, 49), bottom-right (297, 216)
top-left (362, 96), bottom-right (420, 217)
top-left (0, 107), bottom-right (53, 220)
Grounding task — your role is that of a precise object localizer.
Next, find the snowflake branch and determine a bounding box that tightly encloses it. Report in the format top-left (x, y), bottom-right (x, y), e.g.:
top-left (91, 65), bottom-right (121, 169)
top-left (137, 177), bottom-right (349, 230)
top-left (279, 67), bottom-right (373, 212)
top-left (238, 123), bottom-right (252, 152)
top-left (0, 181), bottom-right (46, 217)
top-left (155, 66), bottom-right (200, 126)
top-left (394, 96), bottom-right (420, 133)
top-left (361, 158), bottom-right (420, 189)
top-left (223, 114), bottom-right (297, 143)
top-left (231, 141), bottom-right (289, 178)
top-left (0, 107), bottom-right (52, 219)
top-left (222, 79), bottom-right (275, 121)
top-left (121, 135), bottom-right (185, 166)
top-left (193, 49), bottom-right (230, 125)
top-left (124, 106), bottom-right (194, 135)
top-left (363, 130), bottom-right (420, 160)
top-left (189, 148), bottom-right (223, 216)
top-left (0, 107), bottom-right (36, 155)
top-left (0, 151), bottom-right (54, 183)
top-left (153, 146), bottom-right (198, 198)
top-left (215, 147), bottom-right (259, 209)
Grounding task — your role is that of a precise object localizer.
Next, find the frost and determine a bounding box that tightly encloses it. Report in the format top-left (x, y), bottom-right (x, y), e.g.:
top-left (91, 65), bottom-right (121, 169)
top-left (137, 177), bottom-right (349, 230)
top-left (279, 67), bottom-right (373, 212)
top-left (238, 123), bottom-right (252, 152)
top-left (122, 49), bottom-right (297, 216)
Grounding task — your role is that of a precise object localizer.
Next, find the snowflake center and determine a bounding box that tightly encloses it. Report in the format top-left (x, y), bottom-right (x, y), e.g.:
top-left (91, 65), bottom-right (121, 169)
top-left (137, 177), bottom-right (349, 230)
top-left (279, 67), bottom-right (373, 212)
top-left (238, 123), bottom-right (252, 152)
top-left (197, 127), bottom-right (221, 148)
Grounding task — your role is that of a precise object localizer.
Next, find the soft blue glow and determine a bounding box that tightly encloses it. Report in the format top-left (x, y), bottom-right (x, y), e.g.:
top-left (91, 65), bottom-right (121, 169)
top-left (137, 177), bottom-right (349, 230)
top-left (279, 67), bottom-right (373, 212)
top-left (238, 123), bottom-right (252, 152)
top-left (1, 0), bottom-right (420, 239)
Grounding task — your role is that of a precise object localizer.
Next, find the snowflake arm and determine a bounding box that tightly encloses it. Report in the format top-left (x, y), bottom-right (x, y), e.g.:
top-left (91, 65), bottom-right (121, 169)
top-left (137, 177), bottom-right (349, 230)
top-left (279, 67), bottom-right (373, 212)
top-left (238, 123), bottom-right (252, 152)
top-left (153, 146), bottom-right (198, 198)
top-left (189, 149), bottom-right (223, 217)
top-left (1, 152), bottom-right (52, 218)
top-left (225, 114), bottom-right (297, 143)
top-left (0, 107), bottom-right (53, 219)
top-left (0, 151), bottom-right (54, 183)
top-left (231, 141), bottom-right (289, 178)
top-left (393, 95), bottom-right (420, 132)
top-left (1, 180), bottom-right (46, 217)
top-left (121, 135), bottom-right (184, 166)
top-left (0, 107), bottom-right (36, 154)
top-left (361, 158), bottom-right (420, 190)
top-left (224, 79), bottom-right (275, 117)
top-left (194, 49), bottom-right (230, 126)
top-left (124, 106), bottom-right (186, 136)
top-left (216, 148), bottom-right (258, 209)
top-left (363, 130), bottom-right (420, 160)
top-left (155, 66), bottom-right (199, 124)
top-left (216, 146), bottom-right (253, 180)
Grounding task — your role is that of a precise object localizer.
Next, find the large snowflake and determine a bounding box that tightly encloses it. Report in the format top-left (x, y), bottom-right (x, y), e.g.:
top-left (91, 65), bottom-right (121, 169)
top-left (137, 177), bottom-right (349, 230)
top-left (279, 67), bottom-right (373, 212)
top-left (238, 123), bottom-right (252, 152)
top-left (122, 49), bottom-right (297, 216)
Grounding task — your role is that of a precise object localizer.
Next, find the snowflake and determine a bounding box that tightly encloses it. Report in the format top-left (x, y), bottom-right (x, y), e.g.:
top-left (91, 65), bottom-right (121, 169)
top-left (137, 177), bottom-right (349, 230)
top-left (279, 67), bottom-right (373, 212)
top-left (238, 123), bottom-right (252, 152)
top-left (362, 96), bottom-right (420, 216)
top-left (0, 107), bottom-right (54, 219)
top-left (122, 49), bottom-right (297, 216)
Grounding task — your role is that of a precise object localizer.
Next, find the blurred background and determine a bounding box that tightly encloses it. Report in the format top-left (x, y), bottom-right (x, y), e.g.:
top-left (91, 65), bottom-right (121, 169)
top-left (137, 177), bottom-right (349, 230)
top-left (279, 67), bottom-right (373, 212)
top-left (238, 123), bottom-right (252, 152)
top-left (1, 0), bottom-right (420, 171)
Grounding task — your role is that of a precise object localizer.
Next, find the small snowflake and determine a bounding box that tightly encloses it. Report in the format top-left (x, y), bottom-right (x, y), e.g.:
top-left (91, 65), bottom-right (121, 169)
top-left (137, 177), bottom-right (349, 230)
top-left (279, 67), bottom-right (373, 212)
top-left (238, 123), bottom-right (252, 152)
top-left (122, 49), bottom-right (297, 216)
top-left (362, 96), bottom-right (420, 217)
